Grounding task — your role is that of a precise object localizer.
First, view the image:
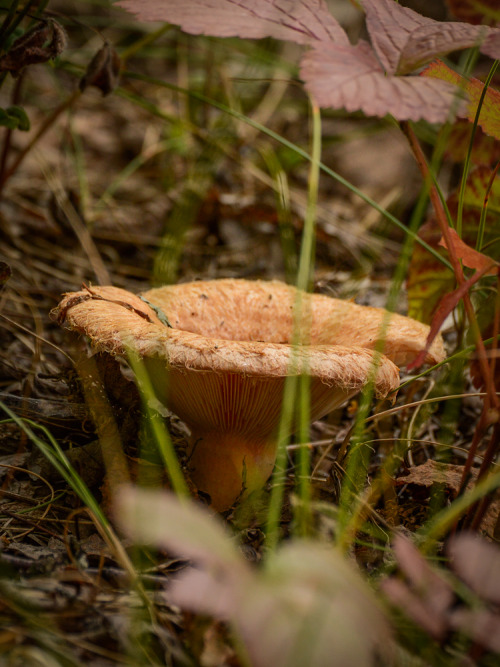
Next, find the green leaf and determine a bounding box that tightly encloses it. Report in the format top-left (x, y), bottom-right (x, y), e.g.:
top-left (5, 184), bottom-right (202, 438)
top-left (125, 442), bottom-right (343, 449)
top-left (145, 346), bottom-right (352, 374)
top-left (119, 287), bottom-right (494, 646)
top-left (0, 105), bottom-right (30, 131)
top-left (6, 105), bottom-right (30, 131)
top-left (0, 108), bottom-right (18, 130)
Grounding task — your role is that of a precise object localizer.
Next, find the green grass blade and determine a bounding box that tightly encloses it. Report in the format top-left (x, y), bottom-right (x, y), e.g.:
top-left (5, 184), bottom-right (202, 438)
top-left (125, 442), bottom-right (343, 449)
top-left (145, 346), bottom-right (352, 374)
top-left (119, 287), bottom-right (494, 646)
top-left (127, 351), bottom-right (190, 499)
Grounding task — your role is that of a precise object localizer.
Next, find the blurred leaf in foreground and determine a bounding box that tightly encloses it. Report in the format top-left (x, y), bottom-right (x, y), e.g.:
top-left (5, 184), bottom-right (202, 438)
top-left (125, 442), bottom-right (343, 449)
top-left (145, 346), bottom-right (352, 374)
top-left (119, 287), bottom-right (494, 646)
top-left (116, 487), bottom-right (392, 667)
top-left (383, 533), bottom-right (500, 656)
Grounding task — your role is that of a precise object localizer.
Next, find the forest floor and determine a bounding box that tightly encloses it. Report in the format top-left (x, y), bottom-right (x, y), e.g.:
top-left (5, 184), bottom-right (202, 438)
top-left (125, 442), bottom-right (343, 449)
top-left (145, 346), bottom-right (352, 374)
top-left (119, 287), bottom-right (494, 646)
top-left (0, 1), bottom-right (497, 666)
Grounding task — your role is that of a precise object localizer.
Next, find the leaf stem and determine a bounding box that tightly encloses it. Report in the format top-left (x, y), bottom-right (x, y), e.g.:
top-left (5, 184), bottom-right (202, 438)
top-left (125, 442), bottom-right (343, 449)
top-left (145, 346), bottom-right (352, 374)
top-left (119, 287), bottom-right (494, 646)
top-left (401, 121), bottom-right (497, 410)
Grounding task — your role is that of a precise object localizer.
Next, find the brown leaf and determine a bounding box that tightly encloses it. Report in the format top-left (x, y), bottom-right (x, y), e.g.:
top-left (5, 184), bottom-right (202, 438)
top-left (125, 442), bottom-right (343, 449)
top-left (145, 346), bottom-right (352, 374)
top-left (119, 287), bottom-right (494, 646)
top-left (438, 228), bottom-right (498, 274)
top-left (448, 533), bottom-right (500, 604)
top-left (396, 461), bottom-right (500, 538)
top-left (396, 459), bottom-right (467, 492)
top-left (80, 43), bottom-right (121, 96)
top-left (300, 40), bottom-right (463, 123)
top-left (363, 0), bottom-right (500, 76)
top-left (115, 0), bottom-right (348, 46)
top-left (0, 19), bottom-right (67, 77)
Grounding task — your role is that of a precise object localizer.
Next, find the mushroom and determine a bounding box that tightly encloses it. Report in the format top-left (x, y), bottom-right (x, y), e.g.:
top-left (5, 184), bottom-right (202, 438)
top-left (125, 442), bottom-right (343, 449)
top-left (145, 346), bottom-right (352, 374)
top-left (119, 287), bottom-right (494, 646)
top-left (55, 279), bottom-right (444, 510)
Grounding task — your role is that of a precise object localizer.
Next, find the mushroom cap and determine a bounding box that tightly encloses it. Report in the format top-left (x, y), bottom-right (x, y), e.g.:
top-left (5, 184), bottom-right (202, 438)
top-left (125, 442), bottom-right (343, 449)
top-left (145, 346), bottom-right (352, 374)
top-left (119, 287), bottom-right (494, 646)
top-left (55, 280), bottom-right (436, 509)
top-left (54, 281), bottom-right (401, 442)
top-left (55, 279), bottom-right (446, 432)
top-left (142, 279), bottom-right (445, 367)
top-left (55, 283), bottom-right (401, 408)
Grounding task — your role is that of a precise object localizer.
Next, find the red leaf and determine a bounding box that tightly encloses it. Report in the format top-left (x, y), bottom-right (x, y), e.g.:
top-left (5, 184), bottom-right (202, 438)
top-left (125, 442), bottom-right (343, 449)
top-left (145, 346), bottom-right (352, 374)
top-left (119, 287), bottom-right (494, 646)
top-left (406, 220), bottom-right (455, 323)
top-left (115, 0), bottom-right (348, 46)
top-left (363, 0), bottom-right (500, 75)
top-left (408, 264), bottom-right (494, 370)
top-left (439, 228), bottom-right (498, 274)
top-left (446, 0), bottom-right (500, 25)
top-left (445, 121), bottom-right (500, 167)
top-left (422, 60), bottom-right (500, 140)
top-left (300, 40), bottom-right (463, 123)
top-left (456, 164), bottom-right (500, 213)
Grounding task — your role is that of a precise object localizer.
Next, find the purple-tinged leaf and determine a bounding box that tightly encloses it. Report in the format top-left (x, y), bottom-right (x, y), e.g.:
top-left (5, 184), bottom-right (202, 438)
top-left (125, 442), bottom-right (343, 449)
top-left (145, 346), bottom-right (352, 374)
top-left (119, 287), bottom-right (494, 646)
top-left (478, 29), bottom-right (500, 61)
top-left (392, 534), bottom-right (455, 617)
top-left (448, 533), bottom-right (500, 605)
top-left (363, 0), bottom-right (500, 75)
top-left (170, 540), bottom-right (392, 667)
top-left (381, 534), bottom-right (454, 640)
top-left (115, 487), bottom-right (244, 571)
top-left (115, 0), bottom-right (348, 47)
top-left (381, 578), bottom-right (449, 640)
top-left (449, 608), bottom-right (500, 654)
top-left (300, 41), bottom-right (464, 123)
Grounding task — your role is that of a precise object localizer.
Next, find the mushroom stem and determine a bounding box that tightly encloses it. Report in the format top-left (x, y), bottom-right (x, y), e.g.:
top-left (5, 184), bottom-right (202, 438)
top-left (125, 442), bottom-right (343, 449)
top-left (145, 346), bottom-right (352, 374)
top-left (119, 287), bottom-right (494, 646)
top-left (187, 430), bottom-right (277, 511)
